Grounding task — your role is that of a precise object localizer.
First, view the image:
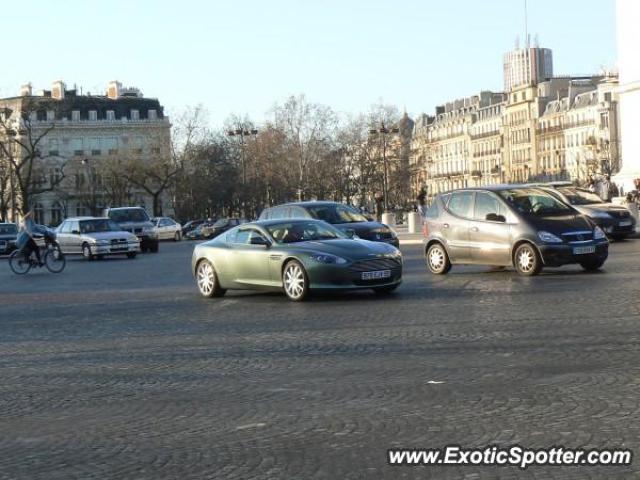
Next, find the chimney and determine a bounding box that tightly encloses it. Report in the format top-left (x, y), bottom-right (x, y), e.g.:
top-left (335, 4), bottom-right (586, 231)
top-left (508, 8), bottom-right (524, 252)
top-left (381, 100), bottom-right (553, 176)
top-left (52, 80), bottom-right (65, 100)
top-left (107, 80), bottom-right (122, 99)
top-left (20, 83), bottom-right (32, 96)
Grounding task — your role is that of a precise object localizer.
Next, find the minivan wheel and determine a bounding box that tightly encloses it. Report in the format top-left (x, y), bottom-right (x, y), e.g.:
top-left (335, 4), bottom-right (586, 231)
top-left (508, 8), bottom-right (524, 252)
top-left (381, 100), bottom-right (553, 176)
top-left (427, 243), bottom-right (451, 275)
top-left (514, 243), bottom-right (542, 276)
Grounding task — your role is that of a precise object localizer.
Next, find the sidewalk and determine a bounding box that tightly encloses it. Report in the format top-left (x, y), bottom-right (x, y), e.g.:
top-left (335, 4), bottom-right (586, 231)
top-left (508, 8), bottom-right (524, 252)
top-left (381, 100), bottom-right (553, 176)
top-left (394, 224), bottom-right (424, 246)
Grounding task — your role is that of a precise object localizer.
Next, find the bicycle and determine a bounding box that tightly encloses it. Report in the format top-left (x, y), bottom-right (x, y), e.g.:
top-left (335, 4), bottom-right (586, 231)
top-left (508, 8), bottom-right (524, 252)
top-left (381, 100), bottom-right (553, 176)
top-left (9, 229), bottom-right (66, 275)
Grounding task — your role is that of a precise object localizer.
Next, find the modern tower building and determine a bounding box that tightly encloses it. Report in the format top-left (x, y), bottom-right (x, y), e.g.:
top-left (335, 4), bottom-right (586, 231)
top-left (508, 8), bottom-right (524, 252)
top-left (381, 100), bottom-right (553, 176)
top-left (503, 39), bottom-right (554, 92)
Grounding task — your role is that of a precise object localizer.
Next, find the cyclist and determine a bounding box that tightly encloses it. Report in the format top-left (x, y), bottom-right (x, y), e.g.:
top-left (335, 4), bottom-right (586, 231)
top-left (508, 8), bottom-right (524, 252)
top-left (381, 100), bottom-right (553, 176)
top-left (15, 209), bottom-right (43, 266)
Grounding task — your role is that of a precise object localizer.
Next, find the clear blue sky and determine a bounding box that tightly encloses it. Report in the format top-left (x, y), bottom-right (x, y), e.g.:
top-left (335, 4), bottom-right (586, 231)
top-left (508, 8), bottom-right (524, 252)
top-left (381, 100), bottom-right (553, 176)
top-left (2, 0), bottom-right (616, 127)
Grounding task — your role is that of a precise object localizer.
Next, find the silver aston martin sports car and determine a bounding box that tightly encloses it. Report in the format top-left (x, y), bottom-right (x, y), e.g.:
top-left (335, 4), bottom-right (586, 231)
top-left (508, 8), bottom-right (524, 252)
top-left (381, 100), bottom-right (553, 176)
top-left (191, 219), bottom-right (403, 301)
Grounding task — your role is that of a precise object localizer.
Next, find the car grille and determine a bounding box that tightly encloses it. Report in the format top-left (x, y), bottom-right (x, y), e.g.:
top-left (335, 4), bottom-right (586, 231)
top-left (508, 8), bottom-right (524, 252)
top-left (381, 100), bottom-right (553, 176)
top-left (357, 230), bottom-right (394, 240)
top-left (110, 239), bottom-right (129, 250)
top-left (349, 258), bottom-right (402, 272)
top-left (608, 210), bottom-right (631, 219)
top-left (562, 231), bottom-right (594, 243)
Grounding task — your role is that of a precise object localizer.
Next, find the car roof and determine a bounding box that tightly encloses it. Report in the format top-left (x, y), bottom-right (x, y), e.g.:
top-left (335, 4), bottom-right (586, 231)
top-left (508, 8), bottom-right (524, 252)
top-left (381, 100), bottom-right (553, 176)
top-left (105, 207), bottom-right (145, 211)
top-left (437, 184), bottom-right (542, 195)
top-left (0, 222), bottom-right (17, 226)
top-left (243, 218), bottom-right (328, 228)
top-left (64, 216), bottom-right (108, 221)
top-left (275, 201), bottom-right (345, 208)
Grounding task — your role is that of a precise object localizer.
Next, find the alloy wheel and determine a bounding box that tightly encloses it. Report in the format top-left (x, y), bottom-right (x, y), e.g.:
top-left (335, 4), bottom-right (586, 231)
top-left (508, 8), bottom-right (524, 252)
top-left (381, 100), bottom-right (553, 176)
top-left (197, 261), bottom-right (215, 296)
top-left (284, 262), bottom-right (307, 300)
top-left (517, 249), bottom-right (534, 273)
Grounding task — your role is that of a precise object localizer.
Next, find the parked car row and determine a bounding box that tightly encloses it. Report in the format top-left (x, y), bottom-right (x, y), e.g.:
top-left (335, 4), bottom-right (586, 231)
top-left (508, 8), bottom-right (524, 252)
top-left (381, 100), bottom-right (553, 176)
top-left (0, 223), bottom-right (18, 255)
top-left (192, 185), bottom-right (637, 301)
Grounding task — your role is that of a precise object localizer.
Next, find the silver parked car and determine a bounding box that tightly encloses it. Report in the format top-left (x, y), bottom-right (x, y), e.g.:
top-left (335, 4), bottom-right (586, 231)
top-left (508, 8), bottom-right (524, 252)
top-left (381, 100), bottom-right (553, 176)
top-left (424, 186), bottom-right (609, 276)
top-left (151, 217), bottom-right (182, 241)
top-left (56, 217), bottom-right (141, 260)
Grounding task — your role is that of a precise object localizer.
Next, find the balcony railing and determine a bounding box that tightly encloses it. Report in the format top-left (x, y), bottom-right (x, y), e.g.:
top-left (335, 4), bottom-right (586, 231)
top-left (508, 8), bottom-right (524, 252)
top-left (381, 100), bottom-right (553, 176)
top-left (470, 130), bottom-right (500, 140)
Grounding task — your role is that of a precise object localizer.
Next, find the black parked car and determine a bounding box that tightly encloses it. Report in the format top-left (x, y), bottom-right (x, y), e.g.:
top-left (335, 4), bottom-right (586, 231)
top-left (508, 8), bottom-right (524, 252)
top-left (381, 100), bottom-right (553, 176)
top-left (259, 201), bottom-right (399, 248)
top-left (0, 223), bottom-right (18, 255)
top-left (182, 219), bottom-right (206, 236)
top-left (536, 185), bottom-right (635, 241)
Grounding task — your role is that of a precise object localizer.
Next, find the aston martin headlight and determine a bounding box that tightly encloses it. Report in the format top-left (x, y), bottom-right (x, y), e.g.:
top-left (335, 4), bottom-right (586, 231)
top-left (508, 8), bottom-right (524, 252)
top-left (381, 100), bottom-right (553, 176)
top-left (309, 253), bottom-right (348, 264)
top-left (594, 226), bottom-right (606, 240)
top-left (537, 231), bottom-right (563, 243)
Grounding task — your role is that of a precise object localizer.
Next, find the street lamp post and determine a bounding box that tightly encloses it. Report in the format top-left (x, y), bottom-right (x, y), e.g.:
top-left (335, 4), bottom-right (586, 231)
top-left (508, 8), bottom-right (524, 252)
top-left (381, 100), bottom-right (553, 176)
top-left (369, 122), bottom-right (399, 212)
top-left (227, 128), bottom-right (258, 217)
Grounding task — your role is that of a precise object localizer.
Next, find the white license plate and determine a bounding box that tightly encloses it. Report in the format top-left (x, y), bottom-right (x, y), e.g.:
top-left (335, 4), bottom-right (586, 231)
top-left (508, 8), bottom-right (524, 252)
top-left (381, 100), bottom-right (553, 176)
top-left (620, 220), bottom-right (632, 227)
top-left (361, 270), bottom-right (391, 280)
top-left (573, 246), bottom-right (596, 255)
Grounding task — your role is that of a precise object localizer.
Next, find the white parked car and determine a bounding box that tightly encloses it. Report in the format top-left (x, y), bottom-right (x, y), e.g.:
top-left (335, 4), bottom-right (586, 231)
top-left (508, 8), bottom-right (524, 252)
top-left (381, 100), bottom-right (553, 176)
top-left (56, 217), bottom-right (140, 260)
top-left (151, 217), bottom-right (182, 241)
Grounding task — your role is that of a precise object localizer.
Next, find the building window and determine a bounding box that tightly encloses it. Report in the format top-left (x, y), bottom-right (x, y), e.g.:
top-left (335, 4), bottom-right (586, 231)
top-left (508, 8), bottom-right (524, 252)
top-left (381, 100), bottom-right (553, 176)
top-left (34, 203), bottom-right (45, 224)
top-left (47, 110), bottom-right (55, 122)
top-left (131, 109), bottom-right (139, 120)
top-left (106, 110), bottom-right (115, 121)
top-left (148, 109), bottom-right (157, 120)
top-left (72, 110), bottom-right (80, 121)
top-left (50, 202), bottom-right (63, 226)
top-left (89, 110), bottom-right (98, 121)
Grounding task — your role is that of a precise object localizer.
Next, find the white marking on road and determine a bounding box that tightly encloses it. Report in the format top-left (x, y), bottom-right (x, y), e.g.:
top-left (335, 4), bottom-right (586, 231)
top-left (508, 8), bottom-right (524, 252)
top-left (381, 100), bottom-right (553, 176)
top-left (427, 380), bottom-right (445, 384)
top-left (236, 422), bottom-right (267, 430)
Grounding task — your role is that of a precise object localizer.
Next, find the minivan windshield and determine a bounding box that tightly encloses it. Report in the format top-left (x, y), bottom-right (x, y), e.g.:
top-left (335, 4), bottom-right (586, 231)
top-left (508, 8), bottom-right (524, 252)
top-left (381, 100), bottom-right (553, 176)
top-left (306, 204), bottom-right (368, 224)
top-left (498, 188), bottom-right (573, 216)
top-left (108, 208), bottom-right (150, 223)
top-left (557, 188), bottom-right (603, 205)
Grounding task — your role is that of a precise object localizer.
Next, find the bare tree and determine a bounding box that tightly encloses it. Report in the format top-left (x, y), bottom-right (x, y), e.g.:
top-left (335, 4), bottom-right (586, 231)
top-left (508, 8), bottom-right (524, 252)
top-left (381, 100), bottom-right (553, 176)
top-left (272, 95), bottom-right (337, 201)
top-left (0, 99), bottom-right (69, 215)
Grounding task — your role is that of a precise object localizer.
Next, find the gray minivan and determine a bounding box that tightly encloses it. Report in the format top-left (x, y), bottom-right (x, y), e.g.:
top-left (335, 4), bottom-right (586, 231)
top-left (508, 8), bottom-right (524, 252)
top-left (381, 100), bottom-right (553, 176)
top-left (423, 186), bottom-right (609, 276)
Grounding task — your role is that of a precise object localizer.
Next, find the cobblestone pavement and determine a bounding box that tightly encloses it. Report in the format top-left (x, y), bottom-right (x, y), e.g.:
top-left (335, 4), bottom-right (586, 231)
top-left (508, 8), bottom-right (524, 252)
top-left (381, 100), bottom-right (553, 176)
top-left (1, 239), bottom-right (640, 479)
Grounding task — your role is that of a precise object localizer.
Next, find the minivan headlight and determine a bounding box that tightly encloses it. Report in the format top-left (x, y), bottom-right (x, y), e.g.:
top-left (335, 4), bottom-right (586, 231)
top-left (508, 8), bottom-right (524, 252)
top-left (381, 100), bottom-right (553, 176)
top-left (594, 226), bottom-right (606, 240)
top-left (538, 231), bottom-right (563, 243)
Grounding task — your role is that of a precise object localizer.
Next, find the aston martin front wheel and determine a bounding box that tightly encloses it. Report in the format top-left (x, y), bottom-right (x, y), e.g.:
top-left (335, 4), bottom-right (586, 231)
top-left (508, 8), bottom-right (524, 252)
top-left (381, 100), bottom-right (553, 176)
top-left (283, 260), bottom-right (309, 302)
top-left (196, 260), bottom-right (226, 298)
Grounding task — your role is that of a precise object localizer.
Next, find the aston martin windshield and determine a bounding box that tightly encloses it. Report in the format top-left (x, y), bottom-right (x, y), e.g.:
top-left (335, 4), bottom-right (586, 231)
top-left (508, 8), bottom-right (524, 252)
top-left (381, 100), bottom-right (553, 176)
top-left (498, 188), bottom-right (573, 216)
top-left (266, 221), bottom-right (348, 244)
top-left (557, 188), bottom-right (604, 205)
top-left (306, 204), bottom-right (367, 224)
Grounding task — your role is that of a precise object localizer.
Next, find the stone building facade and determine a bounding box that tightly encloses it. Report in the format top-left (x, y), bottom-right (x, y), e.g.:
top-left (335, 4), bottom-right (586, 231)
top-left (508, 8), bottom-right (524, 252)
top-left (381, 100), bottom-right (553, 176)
top-left (0, 81), bottom-right (172, 225)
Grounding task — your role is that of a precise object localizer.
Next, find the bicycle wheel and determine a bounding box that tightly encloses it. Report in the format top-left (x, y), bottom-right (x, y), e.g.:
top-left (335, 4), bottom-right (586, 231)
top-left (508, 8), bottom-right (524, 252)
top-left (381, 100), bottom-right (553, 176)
top-left (44, 245), bottom-right (66, 273)
top-left (9, 250), bottom-right (31, 275)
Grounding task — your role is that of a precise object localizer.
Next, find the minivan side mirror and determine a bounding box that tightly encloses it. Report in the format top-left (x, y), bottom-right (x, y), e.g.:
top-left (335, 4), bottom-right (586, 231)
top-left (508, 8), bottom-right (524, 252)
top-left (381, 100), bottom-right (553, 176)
top-left (485, 213), bottom-right (506, 223)
top-left (344, 228), bottom-right (356, 239)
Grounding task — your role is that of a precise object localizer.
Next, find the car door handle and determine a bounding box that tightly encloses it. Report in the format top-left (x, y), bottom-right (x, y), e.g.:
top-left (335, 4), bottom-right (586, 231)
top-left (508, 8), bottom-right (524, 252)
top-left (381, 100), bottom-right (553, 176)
top-left (470, 227), bottom-right (479, 232)
top-left (443, 223), bottom-right (450, 229)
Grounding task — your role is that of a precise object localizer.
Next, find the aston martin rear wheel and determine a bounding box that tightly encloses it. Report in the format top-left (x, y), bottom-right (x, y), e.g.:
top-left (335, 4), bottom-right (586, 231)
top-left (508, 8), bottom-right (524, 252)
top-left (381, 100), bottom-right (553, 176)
top-left (283, 260), bottom-right (309, 302)
top-left (196, 260), bottom-right (226, 298)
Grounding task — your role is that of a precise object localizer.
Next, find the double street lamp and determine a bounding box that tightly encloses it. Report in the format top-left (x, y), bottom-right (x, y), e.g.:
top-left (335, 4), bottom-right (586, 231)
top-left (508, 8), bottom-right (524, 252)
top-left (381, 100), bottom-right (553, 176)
top-left (226, 128), bottom-right (258, 217)
top-left (369, 122), bottom-right (399, 212)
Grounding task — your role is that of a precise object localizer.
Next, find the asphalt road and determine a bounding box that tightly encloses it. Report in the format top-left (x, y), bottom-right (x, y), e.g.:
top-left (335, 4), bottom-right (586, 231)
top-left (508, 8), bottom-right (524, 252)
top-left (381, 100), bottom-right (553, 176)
top-left (1, 238), bottom-right (640, 479)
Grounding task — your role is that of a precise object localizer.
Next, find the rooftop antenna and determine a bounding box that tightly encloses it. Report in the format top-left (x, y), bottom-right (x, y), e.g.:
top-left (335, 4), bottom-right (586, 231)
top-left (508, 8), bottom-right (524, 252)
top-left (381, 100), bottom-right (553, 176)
top-left (524, 0), bottom-right (529, 48)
